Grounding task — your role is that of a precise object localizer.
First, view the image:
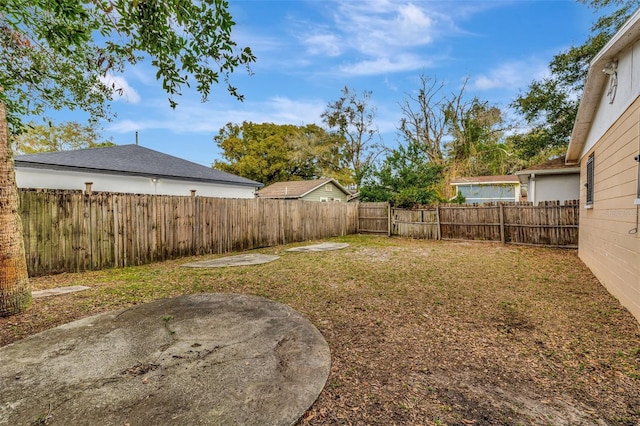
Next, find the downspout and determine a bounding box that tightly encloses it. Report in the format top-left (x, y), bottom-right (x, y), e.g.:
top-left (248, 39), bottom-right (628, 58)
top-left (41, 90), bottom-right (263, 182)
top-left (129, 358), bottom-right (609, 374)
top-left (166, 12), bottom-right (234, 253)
top-left (530, 174), bottom-right (536, 206)
top-left (630, 119), bottom-right (640, 234)
top-left (635, 117), bottom-right (640, 205)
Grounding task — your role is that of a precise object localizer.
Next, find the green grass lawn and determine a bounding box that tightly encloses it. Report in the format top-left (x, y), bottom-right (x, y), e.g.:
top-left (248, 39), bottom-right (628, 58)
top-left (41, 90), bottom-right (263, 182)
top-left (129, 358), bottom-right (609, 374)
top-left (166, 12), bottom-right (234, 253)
top-left (2, 235), bottom-right (639, 425)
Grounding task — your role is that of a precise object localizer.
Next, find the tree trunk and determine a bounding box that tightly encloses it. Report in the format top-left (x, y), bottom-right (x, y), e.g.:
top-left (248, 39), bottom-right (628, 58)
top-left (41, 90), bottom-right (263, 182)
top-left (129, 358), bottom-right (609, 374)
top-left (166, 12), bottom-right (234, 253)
top-left (0, 100), bottom-right (31, 316)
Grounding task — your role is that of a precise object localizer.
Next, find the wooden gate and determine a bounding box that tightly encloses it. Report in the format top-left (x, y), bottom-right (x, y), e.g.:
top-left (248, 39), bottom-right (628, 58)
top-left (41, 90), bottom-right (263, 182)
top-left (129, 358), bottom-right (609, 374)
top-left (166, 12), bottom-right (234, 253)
top-left (358, 202), bottom-right (390, 235)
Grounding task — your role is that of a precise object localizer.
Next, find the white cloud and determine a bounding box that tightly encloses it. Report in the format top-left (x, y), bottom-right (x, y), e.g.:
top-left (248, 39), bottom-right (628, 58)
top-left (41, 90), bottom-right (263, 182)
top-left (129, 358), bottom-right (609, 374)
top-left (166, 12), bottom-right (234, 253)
top-left (304, 33), bottom-right (343, 57)
top-left (333, 1), bottom-right (444, 54)
top-left (294, 0), bottom-right (459, 77)
top-left (107, 119), bottom-right (142, 133)
top-left (106, 96), bottom-right (326, 135)
top-left (127, 64), bottom-right (158, 87)
top-left (397, 3), bottom-right (433, 33)
top-left (339, 54), bottom-right (431, 76)
top-left (100, 74), bottom-right (141, 104)
top-left (472, 59), bottom-right (550, 91)
top-left (264, 97), bottom-right (326, 124)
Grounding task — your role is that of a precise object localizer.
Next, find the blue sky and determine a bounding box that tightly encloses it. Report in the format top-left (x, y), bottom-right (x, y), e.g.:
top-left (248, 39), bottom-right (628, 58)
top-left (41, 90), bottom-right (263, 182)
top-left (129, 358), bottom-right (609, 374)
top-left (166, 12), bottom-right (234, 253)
top-left (52, 0), bottom-right (598, 167)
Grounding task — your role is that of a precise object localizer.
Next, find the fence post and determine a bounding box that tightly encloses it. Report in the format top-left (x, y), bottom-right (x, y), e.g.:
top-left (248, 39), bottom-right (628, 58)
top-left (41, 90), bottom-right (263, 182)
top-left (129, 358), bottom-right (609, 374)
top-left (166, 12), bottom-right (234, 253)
top-left (191, 192), bottom-right (198, 255)
top-left (436, 205), bottom-right (441, 240)
top-left (499, 204), bottom-right (505, 244)
top-left (387, 203), bottom-right (391, 236)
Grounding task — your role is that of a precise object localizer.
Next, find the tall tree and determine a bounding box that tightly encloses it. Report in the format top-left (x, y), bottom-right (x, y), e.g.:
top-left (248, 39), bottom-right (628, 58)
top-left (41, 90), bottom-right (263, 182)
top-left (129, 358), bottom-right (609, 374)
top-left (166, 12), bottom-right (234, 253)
top-left (359, 140), bottom-right (444, 207)
top-left (398, 75), bottom-right (462, 166)
top-left (0, 99), bottom-right (29, 316)
top-left (510, 0), bottom-right (637, 160)
top-left (12, 119), bottom-right (114, 154)
top-left (446, 97), bottom-right (517, 178)
top-left (0, 0), bottom-right (255, 316)
top-left (322, 87), bottom-right (381, 187)
top-left (398, 75), bottom-right (516, 199)
top-left (214, 122), bottom-right (348, 185)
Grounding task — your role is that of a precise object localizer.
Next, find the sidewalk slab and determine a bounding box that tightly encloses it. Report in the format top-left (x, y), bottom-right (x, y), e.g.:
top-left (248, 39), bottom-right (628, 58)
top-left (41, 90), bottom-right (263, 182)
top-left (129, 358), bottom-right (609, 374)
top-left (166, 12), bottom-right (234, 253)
top-left (0, 293), bottom-right (331, 426)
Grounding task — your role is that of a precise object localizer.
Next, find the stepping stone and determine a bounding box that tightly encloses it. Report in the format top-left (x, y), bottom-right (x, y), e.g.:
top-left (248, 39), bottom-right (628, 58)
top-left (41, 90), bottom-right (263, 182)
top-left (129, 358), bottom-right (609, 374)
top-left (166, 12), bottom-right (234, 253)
top-left (286, 242), bottom-right (349, 252)
top-left (182, 254), bottom-right (280, 268)
top-left (32, 285), bottom-right (90, 299)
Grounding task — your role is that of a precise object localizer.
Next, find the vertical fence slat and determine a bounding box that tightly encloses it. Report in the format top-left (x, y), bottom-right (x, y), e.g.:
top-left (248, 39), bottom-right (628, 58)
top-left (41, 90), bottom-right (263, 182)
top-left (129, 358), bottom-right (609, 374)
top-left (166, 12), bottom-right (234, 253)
top-left (499, 204), bottom-right (505, 244)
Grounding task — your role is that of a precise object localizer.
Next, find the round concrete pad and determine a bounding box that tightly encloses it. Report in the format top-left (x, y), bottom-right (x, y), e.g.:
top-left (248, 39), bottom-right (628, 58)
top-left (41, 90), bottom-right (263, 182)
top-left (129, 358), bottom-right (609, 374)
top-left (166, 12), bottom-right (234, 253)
top-left (286, 242), bottom-right (349, 252)
top-left (182, 253), bottom-right (280, 268)
top-left (0, 293), bottom-right (331, 426)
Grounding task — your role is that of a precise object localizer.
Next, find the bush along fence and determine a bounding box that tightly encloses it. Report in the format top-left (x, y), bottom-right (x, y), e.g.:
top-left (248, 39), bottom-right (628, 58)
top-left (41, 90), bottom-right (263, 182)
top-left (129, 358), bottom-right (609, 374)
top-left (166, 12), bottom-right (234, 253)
top-left (19, 189), bottom-right (358, 276)
top-left (391, 200), bottom-right (580, 248)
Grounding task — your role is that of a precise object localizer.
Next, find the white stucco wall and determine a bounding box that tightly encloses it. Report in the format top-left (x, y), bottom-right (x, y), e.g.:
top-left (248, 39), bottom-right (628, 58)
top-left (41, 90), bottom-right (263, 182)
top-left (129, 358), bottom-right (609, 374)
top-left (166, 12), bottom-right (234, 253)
top-left (15, 167), bottom-right (258, 198)
top-left (528, 174), bottom-right (580, 205)
top-left (581, 39), bottom-right (640, 157)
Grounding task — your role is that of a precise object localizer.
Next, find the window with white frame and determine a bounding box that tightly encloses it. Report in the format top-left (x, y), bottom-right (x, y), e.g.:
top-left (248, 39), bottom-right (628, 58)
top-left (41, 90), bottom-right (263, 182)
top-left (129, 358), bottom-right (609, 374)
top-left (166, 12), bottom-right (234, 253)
top-left (586, 153), bottom-right (594, 207)
top-left (325, 184), bottom-right (333, 192)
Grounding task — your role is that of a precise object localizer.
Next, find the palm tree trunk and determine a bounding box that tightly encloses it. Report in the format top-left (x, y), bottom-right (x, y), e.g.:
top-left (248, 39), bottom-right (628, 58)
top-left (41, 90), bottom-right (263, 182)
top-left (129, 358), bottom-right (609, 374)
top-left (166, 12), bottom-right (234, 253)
top-left (0, 100), bottom-right (31, 316)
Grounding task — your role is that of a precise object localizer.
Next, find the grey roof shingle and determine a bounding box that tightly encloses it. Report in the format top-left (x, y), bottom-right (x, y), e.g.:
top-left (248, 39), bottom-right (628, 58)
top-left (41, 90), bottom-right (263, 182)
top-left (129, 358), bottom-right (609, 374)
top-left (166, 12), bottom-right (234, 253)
top-left (516, 157), bottom-right (580, 174)
top-left (15, 144), bottom-right (263, 187)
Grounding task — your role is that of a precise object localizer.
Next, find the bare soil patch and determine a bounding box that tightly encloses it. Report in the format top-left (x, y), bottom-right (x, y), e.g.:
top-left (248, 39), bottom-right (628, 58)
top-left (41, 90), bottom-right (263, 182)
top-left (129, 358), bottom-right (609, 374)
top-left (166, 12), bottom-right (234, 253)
top-left (2, 236), bottom-right (639, 425)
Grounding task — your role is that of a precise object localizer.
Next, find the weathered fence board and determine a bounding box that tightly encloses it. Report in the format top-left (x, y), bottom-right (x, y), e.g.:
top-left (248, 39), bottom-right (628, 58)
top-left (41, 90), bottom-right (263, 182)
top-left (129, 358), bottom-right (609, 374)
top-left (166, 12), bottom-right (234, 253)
top-left (392, 208), bottom-right (439, 239)
top-left (358, 202), bottom-right (390, 235)
top-left (392, 201), bottom-right (579, 248)
top-left (19, 190), bottom-right (359, 276)
top-left (18, 192), bottom-right (579, 277)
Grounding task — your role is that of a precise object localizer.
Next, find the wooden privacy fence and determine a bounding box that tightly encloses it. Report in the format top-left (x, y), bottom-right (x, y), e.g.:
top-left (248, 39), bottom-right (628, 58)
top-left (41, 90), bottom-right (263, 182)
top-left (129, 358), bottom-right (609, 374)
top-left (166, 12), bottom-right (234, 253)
top-left (19, 189), bottom-right (358, 276)
top-left (392, 200), bottom-right (580, 248)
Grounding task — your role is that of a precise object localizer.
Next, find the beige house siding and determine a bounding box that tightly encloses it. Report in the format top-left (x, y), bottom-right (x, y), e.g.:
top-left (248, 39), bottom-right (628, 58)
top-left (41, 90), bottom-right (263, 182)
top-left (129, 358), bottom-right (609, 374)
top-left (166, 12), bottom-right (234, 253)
top-left (302, 183), bottom-right (348, 202)
top-left (578, 97), bottom-right (640, 321)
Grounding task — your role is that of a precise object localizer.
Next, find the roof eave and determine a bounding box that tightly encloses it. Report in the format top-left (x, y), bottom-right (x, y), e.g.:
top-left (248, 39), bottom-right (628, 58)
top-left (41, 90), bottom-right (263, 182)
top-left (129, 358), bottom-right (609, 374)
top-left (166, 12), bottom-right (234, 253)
top-left (515, 167), bottom-right (580, 177)
top-left (257, 195), bottom-right (300, 199)
top-left (450, 181), bottom-right (519, 186)
top-left (567, 8), bottom-right (640, 164)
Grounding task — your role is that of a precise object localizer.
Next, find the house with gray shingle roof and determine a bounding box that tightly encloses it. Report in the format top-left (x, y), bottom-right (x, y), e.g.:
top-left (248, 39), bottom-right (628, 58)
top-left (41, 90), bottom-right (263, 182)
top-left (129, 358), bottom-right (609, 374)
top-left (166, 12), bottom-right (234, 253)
top-left (256, 178), bottom-right (352, 202)
top-left (15, 144), bottom-right (263, 198)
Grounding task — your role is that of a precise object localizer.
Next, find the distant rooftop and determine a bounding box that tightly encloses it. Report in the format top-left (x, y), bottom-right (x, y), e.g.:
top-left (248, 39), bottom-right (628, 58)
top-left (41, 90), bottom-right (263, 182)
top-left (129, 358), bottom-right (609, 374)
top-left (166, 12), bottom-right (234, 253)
top-left (15, 144), bottom-right (263, 187)
top-left (516, 157), bottom-right (580, 174)
top-left (257, 178), bottom-right (349, 198)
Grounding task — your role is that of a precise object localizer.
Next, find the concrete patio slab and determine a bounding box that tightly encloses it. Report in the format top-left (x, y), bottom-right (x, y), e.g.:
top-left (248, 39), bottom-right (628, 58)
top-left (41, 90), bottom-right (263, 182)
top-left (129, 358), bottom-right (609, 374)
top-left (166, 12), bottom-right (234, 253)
top-left (182, 254), bottom-right (280, 268)
top-left (0, 293), bottom-right (331, 426)
top-left (32, 285), bottom-right (90, 299)
top-left (286, 242), bottom-right (349, 252)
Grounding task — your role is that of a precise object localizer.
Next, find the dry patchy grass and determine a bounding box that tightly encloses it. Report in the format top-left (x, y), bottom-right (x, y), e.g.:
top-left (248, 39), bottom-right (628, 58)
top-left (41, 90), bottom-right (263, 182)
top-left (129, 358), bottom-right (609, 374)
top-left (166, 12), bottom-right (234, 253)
top-left (2, 236), bottom-right (639, 425)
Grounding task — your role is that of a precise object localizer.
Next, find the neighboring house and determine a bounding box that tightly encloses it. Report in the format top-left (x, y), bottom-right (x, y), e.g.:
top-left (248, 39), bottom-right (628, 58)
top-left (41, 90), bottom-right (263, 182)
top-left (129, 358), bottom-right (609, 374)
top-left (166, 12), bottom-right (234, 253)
top-left (566, 9), bottom-right (640, 322)
top-left (450, 175), bottom-right (521, 204)
top-left (256, 178), bottom-right (350, 202)
top-left (15, 144), bottom-right (263, 198)
top-left (515, 157), bottom-right (580, 205)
